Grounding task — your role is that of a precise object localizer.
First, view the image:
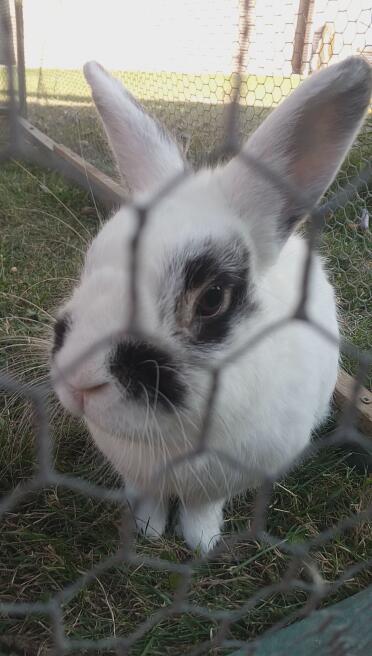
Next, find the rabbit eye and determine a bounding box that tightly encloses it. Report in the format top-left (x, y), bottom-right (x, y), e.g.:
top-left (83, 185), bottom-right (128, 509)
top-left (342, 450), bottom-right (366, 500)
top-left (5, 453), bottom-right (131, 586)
top-left (195, 285), bottom-right (232, 319)
top-left (174, 238), bottom-right (254, 345)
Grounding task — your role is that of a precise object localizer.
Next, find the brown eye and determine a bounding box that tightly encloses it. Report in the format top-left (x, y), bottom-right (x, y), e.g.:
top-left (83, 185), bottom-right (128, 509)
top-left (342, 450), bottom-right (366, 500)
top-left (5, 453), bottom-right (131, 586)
top-left (196, 285), bottom-right (231, 319)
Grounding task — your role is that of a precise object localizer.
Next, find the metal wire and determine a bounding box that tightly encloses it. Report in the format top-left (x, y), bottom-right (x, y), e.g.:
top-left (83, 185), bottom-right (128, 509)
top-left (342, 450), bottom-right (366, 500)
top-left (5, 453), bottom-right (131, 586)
top-left (0, 1), bottom-right (371, 654)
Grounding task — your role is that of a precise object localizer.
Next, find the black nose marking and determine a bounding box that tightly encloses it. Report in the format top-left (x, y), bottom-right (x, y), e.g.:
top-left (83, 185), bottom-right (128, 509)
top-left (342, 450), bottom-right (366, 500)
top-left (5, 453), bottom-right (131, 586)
top-left (52, 315), bottom-right (70, 356)
top-left (110, 340), bottom-right (185, 410)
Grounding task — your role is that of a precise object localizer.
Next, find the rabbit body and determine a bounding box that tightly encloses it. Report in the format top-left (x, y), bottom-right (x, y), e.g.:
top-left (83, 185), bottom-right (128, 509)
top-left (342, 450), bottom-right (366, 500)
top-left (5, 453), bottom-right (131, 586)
top-left (50, 57), bottom-right (371, 552)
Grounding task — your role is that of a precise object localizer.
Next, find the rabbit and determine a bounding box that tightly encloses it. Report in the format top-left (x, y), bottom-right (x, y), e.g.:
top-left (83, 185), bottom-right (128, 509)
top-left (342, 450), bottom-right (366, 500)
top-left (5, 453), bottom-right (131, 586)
top-left (50, 57), bottom-right (371, 554)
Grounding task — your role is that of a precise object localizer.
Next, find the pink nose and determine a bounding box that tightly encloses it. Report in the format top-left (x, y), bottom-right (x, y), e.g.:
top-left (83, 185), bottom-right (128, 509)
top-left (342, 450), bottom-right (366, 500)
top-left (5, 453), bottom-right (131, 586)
top-left (71, 382), bottom-right (109, 411)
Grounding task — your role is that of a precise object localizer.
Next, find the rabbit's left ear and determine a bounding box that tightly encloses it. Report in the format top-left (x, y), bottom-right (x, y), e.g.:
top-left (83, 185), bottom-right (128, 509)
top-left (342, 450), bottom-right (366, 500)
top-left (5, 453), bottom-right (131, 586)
top-left (219, 57), bottom-right (371, 266)
top-left (84, 61), bottom-right (186, 194)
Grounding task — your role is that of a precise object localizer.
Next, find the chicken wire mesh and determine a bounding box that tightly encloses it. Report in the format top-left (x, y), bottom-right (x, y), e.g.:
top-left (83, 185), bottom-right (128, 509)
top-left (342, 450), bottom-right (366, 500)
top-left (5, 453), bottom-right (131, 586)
top-left (0, 0), bottom-right (372, 654)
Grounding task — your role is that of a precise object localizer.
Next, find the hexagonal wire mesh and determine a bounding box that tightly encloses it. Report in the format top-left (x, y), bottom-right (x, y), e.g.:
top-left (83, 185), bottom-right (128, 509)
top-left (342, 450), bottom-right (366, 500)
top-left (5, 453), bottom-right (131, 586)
top-left (0, 0), bottom-right (371, 654)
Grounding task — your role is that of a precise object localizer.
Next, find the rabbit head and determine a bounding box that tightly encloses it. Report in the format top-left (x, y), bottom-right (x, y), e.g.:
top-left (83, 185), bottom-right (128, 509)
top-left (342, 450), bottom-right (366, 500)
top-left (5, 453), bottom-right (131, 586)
top-left (50, 58), bottom-right (371, 451)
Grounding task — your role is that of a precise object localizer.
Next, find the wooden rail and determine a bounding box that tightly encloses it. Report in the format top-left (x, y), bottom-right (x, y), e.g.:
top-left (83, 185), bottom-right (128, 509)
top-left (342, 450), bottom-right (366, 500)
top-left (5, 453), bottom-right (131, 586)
top-left (18, 117), bottom-right (126, 206)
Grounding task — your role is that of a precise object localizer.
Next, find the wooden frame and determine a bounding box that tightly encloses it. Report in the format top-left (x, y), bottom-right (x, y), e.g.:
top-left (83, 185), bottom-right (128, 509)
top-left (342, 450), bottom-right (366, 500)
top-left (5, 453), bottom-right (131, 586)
top-left (230, 586), bottom-right (372, 656)
top-left (334, 370), bottom-right (372, 437)
top-left (18, 118), bottom-right (126, 206)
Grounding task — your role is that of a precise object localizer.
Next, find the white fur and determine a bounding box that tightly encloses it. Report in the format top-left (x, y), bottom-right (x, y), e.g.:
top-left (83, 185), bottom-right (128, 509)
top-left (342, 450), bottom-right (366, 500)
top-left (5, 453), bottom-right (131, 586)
top-left (51, 58), bottom-right (371, 553)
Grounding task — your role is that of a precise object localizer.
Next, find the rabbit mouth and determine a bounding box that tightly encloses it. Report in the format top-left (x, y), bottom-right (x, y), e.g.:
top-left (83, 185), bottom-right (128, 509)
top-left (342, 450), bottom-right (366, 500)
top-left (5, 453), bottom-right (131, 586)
top-left (52, 377), bottom-right (150, 437)
top-left (82, 390), bottom-right (188, 441)
top-left (51, 336), bottom-right (188, 437)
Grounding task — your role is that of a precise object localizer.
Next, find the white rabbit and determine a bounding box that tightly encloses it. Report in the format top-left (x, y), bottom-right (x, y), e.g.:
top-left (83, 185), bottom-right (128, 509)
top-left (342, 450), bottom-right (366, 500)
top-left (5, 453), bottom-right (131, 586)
top-left (50, 57), bottom-right (371, 553)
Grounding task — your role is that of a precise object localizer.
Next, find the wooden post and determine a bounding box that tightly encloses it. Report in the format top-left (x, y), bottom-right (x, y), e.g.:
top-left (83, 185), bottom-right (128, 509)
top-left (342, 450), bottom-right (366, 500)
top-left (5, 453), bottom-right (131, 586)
top-left (292, 0), bottom-right (315, 75)
top-left (14, 0), bottom-right (27, 117)
top-left (232, 0), bottom-right (254, 74)
top-left (334, 370), bottom-right (372, 437)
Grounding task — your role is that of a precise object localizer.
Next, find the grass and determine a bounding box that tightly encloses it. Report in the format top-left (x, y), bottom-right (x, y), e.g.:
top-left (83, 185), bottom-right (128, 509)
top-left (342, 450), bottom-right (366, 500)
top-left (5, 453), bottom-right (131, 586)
top-left (322, 126), bottom-right (372, 387)
top-left (0, 103), bottom-right (371, 651)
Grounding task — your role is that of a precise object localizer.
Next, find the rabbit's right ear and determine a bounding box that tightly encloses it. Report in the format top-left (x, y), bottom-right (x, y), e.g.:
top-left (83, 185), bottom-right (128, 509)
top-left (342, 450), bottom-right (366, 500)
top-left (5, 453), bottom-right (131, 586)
top-left (84, 62), bottom-right (186, 195)
top-left (218, 57), bottom-right (371, 268)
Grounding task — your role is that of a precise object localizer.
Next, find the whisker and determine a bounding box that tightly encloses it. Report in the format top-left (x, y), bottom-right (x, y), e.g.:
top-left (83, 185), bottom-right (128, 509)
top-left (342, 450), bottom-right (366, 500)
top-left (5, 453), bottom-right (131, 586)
top-left (0, 292), bottom-right (54, 320)
top-left (147, 403), bottom-right (173, 505)
top-left (147, 385), bottom-right (218, 505)
top-left (140, 359), bottom-right (161, 412)
top-left (3, 211), bottom-right (88, 255)
top-left (1, 317), bottom-right (51, 331)
top-left (22, 278), bottom-right (78, 295)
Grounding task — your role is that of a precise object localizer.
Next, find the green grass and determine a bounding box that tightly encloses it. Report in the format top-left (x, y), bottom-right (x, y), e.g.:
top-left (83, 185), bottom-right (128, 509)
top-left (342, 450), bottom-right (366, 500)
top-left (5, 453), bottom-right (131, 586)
top-left (322, 126), bottom-right (372, 387)
top-left (0, 156), bottom-right (371, 654)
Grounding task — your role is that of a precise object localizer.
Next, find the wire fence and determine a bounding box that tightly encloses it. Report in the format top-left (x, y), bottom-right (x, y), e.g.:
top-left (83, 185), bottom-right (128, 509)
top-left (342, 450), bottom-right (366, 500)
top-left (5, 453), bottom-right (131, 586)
top-left (1, 0), bottom-right (372, 654)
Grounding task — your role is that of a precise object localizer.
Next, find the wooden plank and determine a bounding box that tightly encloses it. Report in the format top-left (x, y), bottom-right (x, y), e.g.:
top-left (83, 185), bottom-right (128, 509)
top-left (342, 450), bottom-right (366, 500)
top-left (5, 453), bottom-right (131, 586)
top-left (18, 116), bottom-right (56, 150)
top-left (334, 369), bottom-right (372, 437)
top-left (18, 117), bottom-right (126, 207)
top-left (54, 143), bottom-right (126, 206)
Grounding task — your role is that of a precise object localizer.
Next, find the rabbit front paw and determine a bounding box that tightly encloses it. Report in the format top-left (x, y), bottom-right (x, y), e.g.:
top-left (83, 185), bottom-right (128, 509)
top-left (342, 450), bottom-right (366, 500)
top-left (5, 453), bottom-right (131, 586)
top-left (180, 500), bottom-right (224, 554)
top-left (126, 487), bottom-right (167, 539)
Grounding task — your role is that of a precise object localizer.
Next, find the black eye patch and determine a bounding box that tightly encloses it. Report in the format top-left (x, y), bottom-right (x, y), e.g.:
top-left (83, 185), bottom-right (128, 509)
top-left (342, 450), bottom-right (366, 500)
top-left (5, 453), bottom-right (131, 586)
top-left (177, 238), bottom-right (257, 346)
top-left (52, 314), bottom-right (70, 356)
top-left (183, 251), bottom-right (245, 293)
